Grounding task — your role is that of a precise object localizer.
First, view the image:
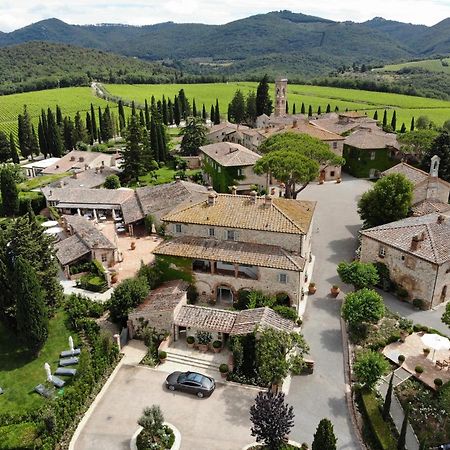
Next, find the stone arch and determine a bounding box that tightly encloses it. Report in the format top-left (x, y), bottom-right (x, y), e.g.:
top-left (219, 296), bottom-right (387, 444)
top-left (275, 292), bottom-right (291, 306)
top-left (214, 282), bottom-right (236, 305)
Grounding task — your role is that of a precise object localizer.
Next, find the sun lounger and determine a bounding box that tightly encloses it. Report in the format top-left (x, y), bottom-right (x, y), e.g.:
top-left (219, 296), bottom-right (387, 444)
top-left (436, 360), bottom-right (449, 370)
top-left (59, 356), bottom-right (79, 366)
top-left (55, 367), bottom-right (77, 376)
top-left (60, 348), bottom-right (81, 358)
top-left (34, 384), bottom-right (53, 398)
top-left (51, 375), bottom-right (65, 388)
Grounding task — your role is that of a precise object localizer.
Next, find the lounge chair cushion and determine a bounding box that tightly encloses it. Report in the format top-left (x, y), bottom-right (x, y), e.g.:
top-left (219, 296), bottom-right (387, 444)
top-left (51, 375), bottom-right (65, 388)
top-left (59, 357), bottom-right (79, 366)
top-left (55, 367), bottom-right (77, 376)
top-left (60, 349), bottom-right (81, 358)
top-left (34, 384), bottom-right (53, 398)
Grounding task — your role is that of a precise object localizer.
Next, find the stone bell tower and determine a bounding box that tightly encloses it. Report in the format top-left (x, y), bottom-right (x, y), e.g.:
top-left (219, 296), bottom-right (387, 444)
top-left (274, 77), bottom-right (288, 117)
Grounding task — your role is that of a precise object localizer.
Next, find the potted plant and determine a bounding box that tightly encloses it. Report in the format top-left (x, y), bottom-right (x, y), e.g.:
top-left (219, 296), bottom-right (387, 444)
top-left (423, 348), bottom-right (430, 357)
top-left (158, 350), bottom-right (167, 363)
top-left (415, 365), bottom-right (424, 376)
top-left (398, 354), bottom-right (405, 365)
top-left (308, 282), bottom-right (316, 294)
top-left (212, 340), bottom-right (222, 353)
top-left (330, 285), bottom-right (340, 297)
top-left (219, 363), bottom-right (229, 379)
top-left (196, 331), bottom-right (212, 352)
top-left (186, 336), bottom-right (195, 349)
top-left (130, 241), bottom-right (136, 250)
top-left (434, 378), bottom-right (443, 390)
top-left (110, 271), bottom-right (118, 284)
top-left (336, 177), bottom-right (342, 184)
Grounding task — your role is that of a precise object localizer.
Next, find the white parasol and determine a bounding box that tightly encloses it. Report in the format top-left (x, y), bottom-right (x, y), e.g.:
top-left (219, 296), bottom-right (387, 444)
top-left (41, 220), bottom-right (58, 228)
top-left (421, 333), bottom-right (450, 361)
top-left (44, 362), bottom-right (52, 383)
top-left (69, 336), bottom-right (74, 355)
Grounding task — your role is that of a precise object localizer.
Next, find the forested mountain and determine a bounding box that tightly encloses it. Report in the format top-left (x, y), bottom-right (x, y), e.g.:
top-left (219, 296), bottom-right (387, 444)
top-left (0, 42), bottom-right (181, 94)
top-left (0, 11), bottom-right (449, 83)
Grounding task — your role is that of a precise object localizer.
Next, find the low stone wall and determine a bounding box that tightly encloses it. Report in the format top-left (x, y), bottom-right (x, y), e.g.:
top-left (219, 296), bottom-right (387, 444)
top-left (130, 422), bottom-right (181, 450)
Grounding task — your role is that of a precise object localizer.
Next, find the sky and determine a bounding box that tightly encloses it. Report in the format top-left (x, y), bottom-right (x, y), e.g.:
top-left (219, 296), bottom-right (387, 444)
top-left (0, 0), bottom-right (449, 32)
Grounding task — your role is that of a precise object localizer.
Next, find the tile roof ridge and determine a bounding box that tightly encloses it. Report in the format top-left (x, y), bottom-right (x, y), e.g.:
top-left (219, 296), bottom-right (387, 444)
top-left (272, 199), bottom-right (305, 234)
top-left (280, 248), bottom-right (304, 269)
top-left (424, 222), bottom-right (439, 263)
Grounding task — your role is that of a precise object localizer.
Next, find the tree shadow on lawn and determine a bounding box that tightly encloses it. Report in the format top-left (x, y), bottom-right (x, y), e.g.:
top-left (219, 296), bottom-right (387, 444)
top-left (0, 325), bottom-right (37, 372)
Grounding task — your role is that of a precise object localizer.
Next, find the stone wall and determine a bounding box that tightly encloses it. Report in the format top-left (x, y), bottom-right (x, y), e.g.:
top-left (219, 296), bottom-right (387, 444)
top-left (413, 178), bottom-right (450, 205)
top-left (360, 236), bottom-right (438, 309)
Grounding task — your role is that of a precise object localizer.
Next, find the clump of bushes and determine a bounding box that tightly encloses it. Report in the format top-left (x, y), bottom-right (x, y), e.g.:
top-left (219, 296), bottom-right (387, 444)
top-left (136, 405), bottom-right (174, 450)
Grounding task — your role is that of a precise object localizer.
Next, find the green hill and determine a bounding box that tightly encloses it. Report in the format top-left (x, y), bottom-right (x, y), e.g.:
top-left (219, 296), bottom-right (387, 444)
top-left (0, 41), bottom-right (179, 95)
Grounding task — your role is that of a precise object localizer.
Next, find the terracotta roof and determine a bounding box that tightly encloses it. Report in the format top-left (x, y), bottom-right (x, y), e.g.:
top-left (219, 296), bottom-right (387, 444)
top-left (231, 307), bottom-right (295, 335)
top-left (173, 305), bottom-right (294, 335)
top-left (310, 115), bottom-right (377, 135)
top-left (162, 194), bottom-right (315, 235)
top-left (412, 199), bottom-right (450, 217)
top-left (154, 236), bottom-right (305, 271)
top-left (63, 215), bottom-right (116, 250)
top-left (129, 280), bottom-right (188, 316)
top-left (42, 150), bottom-right (115, 175)
top-left (345, 128), bottom-right (399, 150)
top-left (200, 142), bottom-right (261, 167)
top-left (339, 111), bottom-right (369, 119)
top-left (54, 234), bottom-right (90, 266)
top-left (382, 162), bottom-right (450, 188)
top-left (361, 213), bottom-right (450, 264)
top-left (260, 121), bottom-right (344, 142)
top-left (48, 167), bottom-right (121, 189)
top-left (42, 187), bottom-right (134, 206)
top-left (175, 305), bottom-right (238, 333)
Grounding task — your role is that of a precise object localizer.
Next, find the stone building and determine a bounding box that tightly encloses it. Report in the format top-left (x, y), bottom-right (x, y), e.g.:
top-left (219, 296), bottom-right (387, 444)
top-left (199, 142), bottom-right (267, 193)
top-left (360, 213), bottom-right (450, 309)
top-left (382, 156), bottom-right (450, 216)
top-left (153, 192), bottom-right (315, 310)
top-left (206, 122), bottom-right (249, 144)
top-left (274, 78), bottom-right (288, 117)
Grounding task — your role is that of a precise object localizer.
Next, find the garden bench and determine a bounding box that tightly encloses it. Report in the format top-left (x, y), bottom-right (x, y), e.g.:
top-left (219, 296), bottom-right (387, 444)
top-left (55, 367), bottom-right (77, 376)
top-left (51, 376), bottom-right (65, 388)
top-left (60, 348), bottom-right (81, 357)
top-left (59, 356), bottom-right (79, 366)
top-left (34, 384), bottom-right (53, 398)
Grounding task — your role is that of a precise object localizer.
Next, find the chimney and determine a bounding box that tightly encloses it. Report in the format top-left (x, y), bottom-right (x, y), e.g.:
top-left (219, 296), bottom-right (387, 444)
top-left (250, 190), bottom-right (258, 204)
top-left (207, 185), bottom-right (214, 191)
top-left (231, 185), bottom-right (237, 195)
top-left (207, 193), bottom-right (217, 206)
top-left (175, 176), bottom-right (181, 182)
top-left (410, 235), bottom-right (422, 251)
top-left (437, 215), bottom-right (446, 224)
top-left (72, 171), bottom-right (78, 179)
top-left (264, 194), bottom-right (272, 207)
top-left (430, 155), bottom-right (440, 177)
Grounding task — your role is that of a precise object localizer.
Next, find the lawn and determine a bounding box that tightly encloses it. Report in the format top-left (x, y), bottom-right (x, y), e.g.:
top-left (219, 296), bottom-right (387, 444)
top-left (378, 58), bottom-right (450, 74)
top-left (134, 164), bottom-right (200, 187)
top-left (0, 87), bottom-right (114, 137)
top-left (105, 82), bottom-right (450, 130)
top-left (17, 172), bottom-right (71, 191)
top-left (0, 310), bottom-right (75, 414)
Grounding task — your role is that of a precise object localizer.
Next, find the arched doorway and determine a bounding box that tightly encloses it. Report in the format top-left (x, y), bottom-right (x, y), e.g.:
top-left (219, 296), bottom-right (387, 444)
top-left (216, 285), bottom-right (234, 305)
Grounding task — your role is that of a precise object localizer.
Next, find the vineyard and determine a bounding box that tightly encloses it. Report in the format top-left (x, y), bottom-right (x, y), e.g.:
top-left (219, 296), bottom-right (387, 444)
top-left (0, 87), bottom-right (113, 137)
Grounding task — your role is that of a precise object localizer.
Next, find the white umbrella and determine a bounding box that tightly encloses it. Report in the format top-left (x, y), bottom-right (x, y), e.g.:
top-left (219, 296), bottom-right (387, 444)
top-left (69, 336), bottom-right (74, 354)
top-left (43, 226), bottom-right (63, 235)
top-left (421, 333), bottom-right (450, 361)
top-left (41, 220), bottom-right (58, 228)
top-left (44, 362), bottom-right (52, 383)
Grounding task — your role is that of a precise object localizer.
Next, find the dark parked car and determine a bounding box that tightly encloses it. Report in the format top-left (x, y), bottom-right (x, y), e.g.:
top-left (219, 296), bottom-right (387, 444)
top-left (165, 371), bottom-right (215, 398)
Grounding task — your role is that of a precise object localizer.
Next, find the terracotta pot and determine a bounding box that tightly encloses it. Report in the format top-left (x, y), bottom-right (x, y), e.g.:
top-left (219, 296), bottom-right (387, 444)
top-left (187, 342), bottom-right (194, 349)
top-left (198, 344), bottom-right (208, 352)
top-left (213, 346), bottom-right (221, 353)
top-left (220, 371), bottom-right (228, 379)
top-left (130, 242), bottom-right (136, 250)
top-left (308, 285), bottom-right (317, 294)
top-left (330, 286), bottom-right (340, 297)
top-left (111, 274), bottom-right (118, 284)
top-left (159, 357), bottom-right (166, 363)
top-left (336, 177), bottom-right (342, 184)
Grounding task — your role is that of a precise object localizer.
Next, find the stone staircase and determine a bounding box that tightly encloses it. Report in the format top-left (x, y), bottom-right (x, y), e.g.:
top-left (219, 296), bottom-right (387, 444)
top-left (165, 350), bottom-right (222, 372)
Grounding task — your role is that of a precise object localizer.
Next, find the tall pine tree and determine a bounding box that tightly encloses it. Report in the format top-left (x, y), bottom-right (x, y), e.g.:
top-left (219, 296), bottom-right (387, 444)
top-left (162, 96), bottom-right (169, 125)
top-left (0, 167), bottom-right (19, 216)
top-left (17, 106), bottom-right (33, 159)
top-left (0, 132), bottom-right (10, 163)
top-left (9, 133), bottom-right (19, 164)
top-left (47, 108), bottom-right (63, 157)
top-left (256, 74), bottom-right (273, 116)
top-left (382, 372), bottom-right (394, 420)
top-left (90, 103), bottom-right (97, 142)
top-left (174, 96), bottom-right (181, 126)
top-left (301, 103), bottom-right (305, 114)
top-left (144, 99), bottom-right (151, 130)
top-left (410, 117), bottom-right (415, 131)
top-left (382, 110), bottom-right (388, 127)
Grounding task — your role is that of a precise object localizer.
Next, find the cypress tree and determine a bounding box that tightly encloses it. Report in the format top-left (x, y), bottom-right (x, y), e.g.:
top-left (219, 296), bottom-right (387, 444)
top-left (98, 106), bottom-right (104, 142)
top-left (156, 124), bottom-right (165, 162)
top-left (214, 99), bottom-right (220, 125)
top-left (131, 101), bottom-right (136, 116)
top-left (301, 103), bottom-right (305, 114)
top-left (144, 99), bottom-right (151, 129)
top-left (174, 96), bottom-right (181, 126)
top-left (256, 74), bottom-right (273, 116)
top-left (38, 119), bottom-right (48, 157)
top-left (318, 106), bottom-right (322, 115)
top-left (139, 110), bottom-right (146, 128)
top-left (382, 373), bottom-right (394, 420)
top-left (97, 129), bottom-right (101, 144)
top-left (400, 123), bottom-right (406, 133)
top-left (157, 100), bottom-right (163, 122)
top-left (167, 99), bottom-right (174, 125)
top-left (162, 96), bottom-right (168, 125)
top-left (192, 99), bottom-right (197, 117)
top-left (0, 168), bottom-right (19, 216)
top-left (312, 418), bottom-right (337, 450)
top-left (391, 111), bottom-right (397, 130)
top-left (326, 104), bottom-right (331, 113)
top-left (397, 407), bottom-right (409, 450)
top-left (73, 111), bottom-right (88, 144)
top-left (227, 104), bottom-right (232, 122)
top-left (382, 110), bottom-right (388, 127)
top-left (103, 106), bottom-right (113, 141)
top-left (17, 106), bottom-right (33, 159)
top-left (410, 117), bottom-right (415, 131)
top-left (202, 104), bottom-right (207, 121)
top-left (10, 133), bottom-right (19, 164)
top-left (0, 132), bottom-right (10, 163)
top-left (285, 100), bottom-right (289, 114)
top-left (63, 117), bottom-right (75, 150)
top-left (56, 105), bottom-right (63, 126)
top-left (90, 103), bottom-right (97, 142)
top-left (150, 116), bottom-right (160, 161)
top-left (335, 106), bottom-right (339, 112)
top-left (14, 257), bottom-right (48, 355)
top-left (118, 100), bottom-right (126, 131)
top-left (86, 112), bottom-right (94, 145)
top-left (308, 105), bottom-right (313, 117)
top-left (122, 115), bottom-right (145, 182)
top-left (30, 125), bottom-right (40, 157)
top-left (47, 108), bottom-right (63, 157)
top-left (210, 105), bottom-right (215, 124)
top-left (292, 103), bottom-right (296, 114)
top-left (373, 110), bottom-right (378, 120)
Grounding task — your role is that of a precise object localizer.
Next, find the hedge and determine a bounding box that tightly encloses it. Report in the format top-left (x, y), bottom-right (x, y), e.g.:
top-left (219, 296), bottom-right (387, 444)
top-left (360, 389), bottom-right (397, 450)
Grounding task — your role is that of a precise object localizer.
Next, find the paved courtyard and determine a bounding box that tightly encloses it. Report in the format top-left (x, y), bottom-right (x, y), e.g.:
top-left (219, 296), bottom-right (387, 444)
top-left (72, 364), bottom-right (257, 450)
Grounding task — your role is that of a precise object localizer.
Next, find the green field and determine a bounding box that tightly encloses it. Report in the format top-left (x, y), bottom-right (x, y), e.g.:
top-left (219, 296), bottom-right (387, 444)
top-left (0, 87), bottom-right (114, 137)
top-left (105, 82), bottom-right (450, 130)
top-left (0, 310), bottom-right (75, 414)
top-left (378, 58), bottom-right (450, 74)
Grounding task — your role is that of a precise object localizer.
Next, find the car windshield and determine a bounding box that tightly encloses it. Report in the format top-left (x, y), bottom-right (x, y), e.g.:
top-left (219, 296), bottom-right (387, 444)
top-left (178, 372), bottom-right (212, 388)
